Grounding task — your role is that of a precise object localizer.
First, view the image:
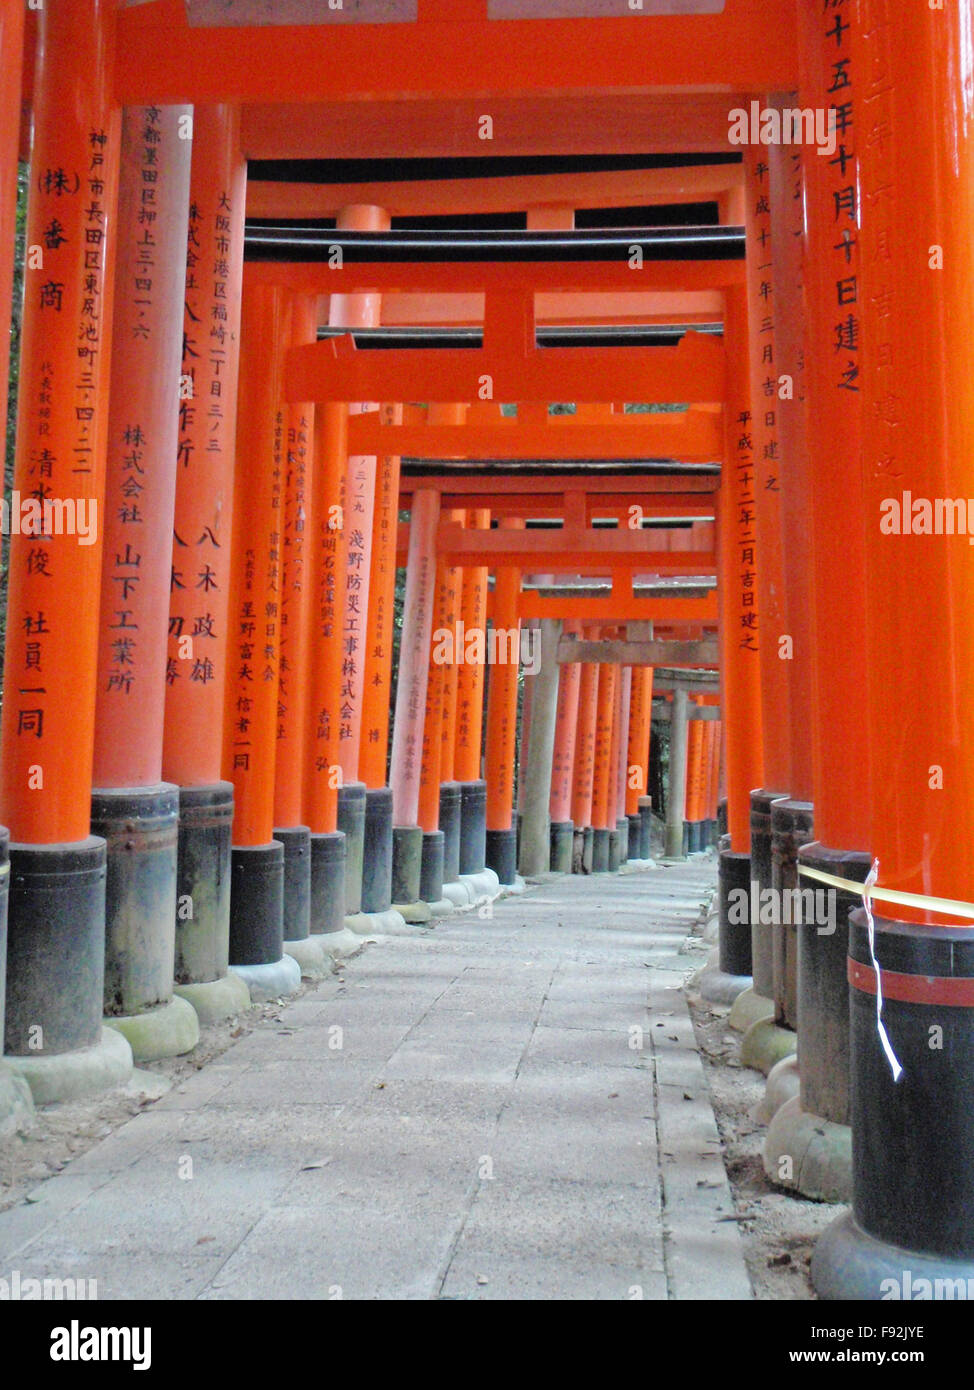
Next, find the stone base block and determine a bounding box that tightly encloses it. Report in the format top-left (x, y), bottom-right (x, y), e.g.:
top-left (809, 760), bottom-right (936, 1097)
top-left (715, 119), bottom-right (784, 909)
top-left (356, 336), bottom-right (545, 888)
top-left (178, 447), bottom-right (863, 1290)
top-left (809, 1211), bottom-right (974, 1300)
top-left (283, 935), bottom-right (330, 979)
top-left (344, 908), bottom-right (410, 936)
top-left (0, 1063), bottom-right (35, 1138)
top-left (230, 955), bottom-right (302, 1003)
top-left (103, 994), bottom-right (199, 1063)
top-left (392, 900), bottom-right (433, 924)
top-left (764, 1095), bottom-right (852, 1204)
top-left (173, 972), bottom-right (252, 1026)
top-left (6, 1026), bottom-right (133, 1106)
top-left (740, 1016), bottom-right (798, 1076)
top-left (728, 985), bottom-right (775, 1034)
top-left (755, 1053), bottom-right (800, 1124)
top-left (694, 949), bottom-right (752, 1006)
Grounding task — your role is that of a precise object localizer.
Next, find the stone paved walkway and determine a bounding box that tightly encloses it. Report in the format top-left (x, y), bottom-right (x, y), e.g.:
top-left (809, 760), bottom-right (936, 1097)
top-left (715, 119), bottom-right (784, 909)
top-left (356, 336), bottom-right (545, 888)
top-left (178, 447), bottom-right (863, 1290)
top-left (0, 859), bottom-right (752, 1300)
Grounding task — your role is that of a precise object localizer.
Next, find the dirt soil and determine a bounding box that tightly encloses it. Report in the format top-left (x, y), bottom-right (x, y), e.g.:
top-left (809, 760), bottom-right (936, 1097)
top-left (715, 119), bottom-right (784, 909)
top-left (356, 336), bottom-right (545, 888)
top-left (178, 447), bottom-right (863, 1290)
top-left (684, 910), bottom-right (841, 1300)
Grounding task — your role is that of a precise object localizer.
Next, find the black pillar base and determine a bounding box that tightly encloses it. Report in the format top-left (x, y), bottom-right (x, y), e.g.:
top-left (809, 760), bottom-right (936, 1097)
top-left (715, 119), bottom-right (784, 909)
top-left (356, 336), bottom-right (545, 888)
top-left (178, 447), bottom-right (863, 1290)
top-left (420, 829), bottom-right (445, 903)
top-left (549, 820), bottom-right (573, 874)
top-left (717, 797), bottom-right (728, 839)
top-left (91, 784), bottom-right (179, 1018)
top-left (274, 825), bottom-right (311, 943)
top-left (627, 814), bottom-right (641, 861)
top-left (770, 797), bottom-right (814, 1030)
top-left (5, 836), bottom-right (106, 1056)
top-left (336, 782), bottom-right (366, 914)
top-left (638, 796), bottom-right (653, 860)
top-left (813, 907), bottom-right (974, 1297)
top-left (718, 847), bottom-right (753, 977)
top-left (439, 781), bottom-right (461, 883)
top-left (309, 830), bottom-right (346, 935)
top-left (229, 841), bottom-right (283, 967)
top-left (609, 818), bottom-right (627, 870)
top-left (749, 787), bottom-right (788, 999)
top-left (485, 826), bottom-right (517, 886)
top-left (362, 787), bottom-right (393, 913)
top-left (591, 827), bottom-right (610, 874)
top-left (174, 782), bottom-right (234, 985)
top-left (459, 780), bottom-right (487, 875)
top-left (797, 842), bottom-right (871, 1126)
top-left (582, 826), bottom-right (594, 873)
top-left (391, 824), bottom-right (423, 905)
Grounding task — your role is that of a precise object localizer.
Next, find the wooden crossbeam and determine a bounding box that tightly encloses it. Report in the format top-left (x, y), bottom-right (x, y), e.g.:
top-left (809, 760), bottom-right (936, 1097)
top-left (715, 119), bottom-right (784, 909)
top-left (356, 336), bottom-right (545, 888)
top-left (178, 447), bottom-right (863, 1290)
top-left (557, 637), bottom-right (719, 666)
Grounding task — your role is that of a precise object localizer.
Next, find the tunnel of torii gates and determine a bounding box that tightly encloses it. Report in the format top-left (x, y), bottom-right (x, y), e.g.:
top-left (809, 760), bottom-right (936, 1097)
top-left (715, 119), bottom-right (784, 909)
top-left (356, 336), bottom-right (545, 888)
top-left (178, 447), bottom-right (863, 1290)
top-left (0, 0), bottom-right (973, 1302)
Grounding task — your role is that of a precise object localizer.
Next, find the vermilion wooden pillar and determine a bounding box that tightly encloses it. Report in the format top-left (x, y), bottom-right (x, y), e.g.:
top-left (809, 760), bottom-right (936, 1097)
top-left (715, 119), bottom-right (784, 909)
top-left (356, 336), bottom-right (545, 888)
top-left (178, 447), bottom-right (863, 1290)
top-left (91, 104), bottom-right (197, 1062)
top-left (625, 663), bottom-right (655, 859)
top-left (454, 507), bottom-right (490, 881)
top-left (484, 518), bottom-right (523, 886)
top-left (2, 0), bottom-right (128, 1101)
top-left (590, 659), bottom-right (617, 873)
top-left (417, 529), bottom-right (450, 906)
top-left (610, 660), bottom-right (632, 868)
top-left (743, 140), bottom-right (792, 901)
top-left (685, 709), bottom-right (704, 853)
top-left (0, 0), bottom-right (23, 479)
top-left (570, 626), bottom-right (600, 872)
top-left (331, 204), bottom-right (390, 924)
top-left (0, 0), bottom-right (25, 1126)
top-left (221, 283), bottom-right (298, 995)
top-left (766, 0), bottom-right (873, 1208)
top-left (548, 622), bottom-right (581, 873)
top-left (304, 400), bottom-right (351, 932)
top-left (389, 488), bottom-right (440, 915)
top-left (272, 294), bottom-right (320, 971)
top-left (813, 0), bottom-right (974, 1295)
top-left (718, 293), bottom-right (764, 833)
top-left (163, 106), bottom-right (250, 1023)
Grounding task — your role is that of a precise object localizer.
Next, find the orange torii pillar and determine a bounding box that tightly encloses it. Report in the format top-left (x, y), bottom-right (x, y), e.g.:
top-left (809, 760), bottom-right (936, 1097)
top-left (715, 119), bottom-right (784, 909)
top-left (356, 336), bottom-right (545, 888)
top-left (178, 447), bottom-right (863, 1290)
top-left (416, 528), bottom-right (452, 914)
top-left (609, 660), bottom-right (632, 869)
top-left (590, 658), bottom-right (618, 874)
top-left (90, 104), bottom-right (198, 1064)
top-left (162, 106), bottom-right (251, 1026)
top-left (453, 508), bottom-right (491, 888)
top-left (684, 702), bottom-right (705, 853)
top-left (331, 204), bottom-right (392, 928)
top-left (742, 141), bottom-right (792, 998)
top-left (271, 294), bottom-right (326, 976)
top-left (570, 628), bottom-right (601, 873)
top-left (813, 4), bottom-right (974, 1295)
top-left (0, 0), bottom-right (25, 1127)
top-left (548, 623), bottom-right (581, 873)
top-left (752, 138), bottom-right (820, 1090)
top-left (303, 400), bottom-right (350, 938)
top-left (625, 662), bottom-right (655, 861)
top-left (706, 717), bottom-right (722, 841)
top-left (716, 280), bottom-right (769, 1031)
top-left (388, 488), bottom-right (440, 916)
top-left (1, 0), bottom-right (131, 1104)
top-left (765, 0), bottom-right (873, 1207)
top-left (483, 520), bottom-right (523, 886)
top-left (221, 283), bottom-right (301, 1000)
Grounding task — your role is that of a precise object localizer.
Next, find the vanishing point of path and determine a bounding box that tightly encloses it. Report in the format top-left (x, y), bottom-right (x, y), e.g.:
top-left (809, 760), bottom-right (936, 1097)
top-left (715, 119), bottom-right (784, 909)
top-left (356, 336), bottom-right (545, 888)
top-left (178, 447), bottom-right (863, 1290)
top-left (0, 861), bottom-right (752, 1301)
